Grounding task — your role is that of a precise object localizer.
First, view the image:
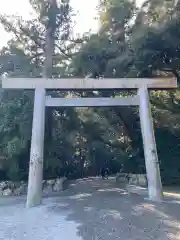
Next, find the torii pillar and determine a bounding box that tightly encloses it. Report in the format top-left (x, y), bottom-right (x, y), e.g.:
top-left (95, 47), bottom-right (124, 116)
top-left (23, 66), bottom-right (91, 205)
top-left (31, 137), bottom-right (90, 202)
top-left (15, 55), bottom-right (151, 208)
top-left (139, 87), bottom-right (163, 201)
top-left (26, 88), bottom-right (46, 207)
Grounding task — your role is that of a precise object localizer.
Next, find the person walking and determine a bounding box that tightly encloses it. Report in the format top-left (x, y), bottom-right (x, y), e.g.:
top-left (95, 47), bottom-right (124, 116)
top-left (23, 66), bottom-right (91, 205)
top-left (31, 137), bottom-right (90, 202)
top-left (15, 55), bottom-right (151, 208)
top-left (101, 167), bottom-right (109, 179)
top-left (101, 167), bottom-right (105, 179)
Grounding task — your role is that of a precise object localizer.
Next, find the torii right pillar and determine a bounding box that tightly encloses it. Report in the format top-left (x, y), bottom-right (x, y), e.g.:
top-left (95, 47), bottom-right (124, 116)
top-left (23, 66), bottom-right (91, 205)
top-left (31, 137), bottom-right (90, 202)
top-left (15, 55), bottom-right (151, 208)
top-left (139, 86), bottom-right (163, 201)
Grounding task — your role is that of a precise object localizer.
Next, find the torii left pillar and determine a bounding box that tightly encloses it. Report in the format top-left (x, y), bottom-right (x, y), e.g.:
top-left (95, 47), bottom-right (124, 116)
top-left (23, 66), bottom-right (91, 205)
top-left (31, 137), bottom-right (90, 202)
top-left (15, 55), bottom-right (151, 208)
top-left (26, 88), bottom-right (46, 208)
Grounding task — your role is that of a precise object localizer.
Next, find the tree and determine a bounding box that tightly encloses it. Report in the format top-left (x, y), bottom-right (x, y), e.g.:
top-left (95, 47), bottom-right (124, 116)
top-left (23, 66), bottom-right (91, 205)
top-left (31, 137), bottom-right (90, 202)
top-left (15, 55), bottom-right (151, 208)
top-left (0, 0), bottom-right (75, 180)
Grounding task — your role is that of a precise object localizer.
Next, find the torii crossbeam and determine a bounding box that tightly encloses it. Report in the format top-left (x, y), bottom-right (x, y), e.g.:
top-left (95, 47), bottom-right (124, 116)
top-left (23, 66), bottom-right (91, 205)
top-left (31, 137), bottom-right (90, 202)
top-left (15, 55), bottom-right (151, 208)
top-left (2, 77), bottom-right (177, 207)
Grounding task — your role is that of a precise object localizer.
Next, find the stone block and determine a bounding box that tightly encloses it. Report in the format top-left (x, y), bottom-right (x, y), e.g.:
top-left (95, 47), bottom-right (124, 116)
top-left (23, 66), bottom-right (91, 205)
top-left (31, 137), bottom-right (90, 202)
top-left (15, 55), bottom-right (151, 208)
top-left (3, 188), bottom-right (12, 196)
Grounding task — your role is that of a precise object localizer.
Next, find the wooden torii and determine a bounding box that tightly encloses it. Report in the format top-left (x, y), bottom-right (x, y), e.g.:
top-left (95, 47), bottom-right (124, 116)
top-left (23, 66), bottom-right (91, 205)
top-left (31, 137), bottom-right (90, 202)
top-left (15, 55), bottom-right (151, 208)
top-left (2, 77), bottom-right (177, 207)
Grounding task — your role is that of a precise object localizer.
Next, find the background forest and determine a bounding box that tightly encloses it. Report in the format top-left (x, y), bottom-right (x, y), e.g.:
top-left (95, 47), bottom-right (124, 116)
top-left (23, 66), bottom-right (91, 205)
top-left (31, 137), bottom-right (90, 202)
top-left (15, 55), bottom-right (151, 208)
top-left (0, 0), bottom-right (180, 185)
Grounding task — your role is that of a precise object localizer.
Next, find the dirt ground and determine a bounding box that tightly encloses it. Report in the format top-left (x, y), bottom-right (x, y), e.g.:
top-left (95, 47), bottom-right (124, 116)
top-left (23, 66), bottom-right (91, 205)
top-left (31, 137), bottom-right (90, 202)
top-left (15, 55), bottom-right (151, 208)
top-left (0, 177), bottom-right (180, 240)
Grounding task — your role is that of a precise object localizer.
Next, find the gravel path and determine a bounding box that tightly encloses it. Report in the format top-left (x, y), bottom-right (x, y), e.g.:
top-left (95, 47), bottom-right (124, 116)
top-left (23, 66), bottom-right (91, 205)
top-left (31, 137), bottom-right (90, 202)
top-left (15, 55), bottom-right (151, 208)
top-left (0, 177), bottom-right (180, 240)
top-left (0, 196), bottom-right (82, 240)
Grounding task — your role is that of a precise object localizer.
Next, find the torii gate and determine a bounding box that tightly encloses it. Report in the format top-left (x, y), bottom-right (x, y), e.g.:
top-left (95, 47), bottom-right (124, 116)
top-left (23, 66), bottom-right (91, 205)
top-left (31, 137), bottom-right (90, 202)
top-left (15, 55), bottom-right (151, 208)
top-left (2, 77), bottom-right (177, 207)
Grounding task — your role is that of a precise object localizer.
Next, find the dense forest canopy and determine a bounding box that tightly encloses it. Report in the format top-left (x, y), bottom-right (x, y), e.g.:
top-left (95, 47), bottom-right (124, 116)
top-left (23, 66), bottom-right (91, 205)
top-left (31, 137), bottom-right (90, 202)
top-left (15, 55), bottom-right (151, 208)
top-left (0, 0), bottom-right (180, 185)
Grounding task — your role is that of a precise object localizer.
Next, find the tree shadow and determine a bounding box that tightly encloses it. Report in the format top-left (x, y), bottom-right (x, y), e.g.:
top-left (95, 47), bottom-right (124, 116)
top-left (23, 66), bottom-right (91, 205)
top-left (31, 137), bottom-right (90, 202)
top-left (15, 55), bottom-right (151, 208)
top-left (49, 177), bottom-right (180, 240)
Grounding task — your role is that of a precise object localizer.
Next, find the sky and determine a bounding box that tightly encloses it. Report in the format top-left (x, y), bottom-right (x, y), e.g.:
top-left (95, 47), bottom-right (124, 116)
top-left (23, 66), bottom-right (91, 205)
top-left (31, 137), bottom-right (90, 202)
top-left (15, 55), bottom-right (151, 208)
top-left (0, 0), bottom-right (144, 49)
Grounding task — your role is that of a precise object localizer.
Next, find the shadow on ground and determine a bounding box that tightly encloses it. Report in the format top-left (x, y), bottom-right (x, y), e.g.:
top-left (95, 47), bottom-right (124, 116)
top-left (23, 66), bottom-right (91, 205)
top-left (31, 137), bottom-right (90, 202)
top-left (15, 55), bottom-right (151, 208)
top-left (0, 177), bottom-right (180, 239)
top-left (50, 177), bottom-right (180, 240)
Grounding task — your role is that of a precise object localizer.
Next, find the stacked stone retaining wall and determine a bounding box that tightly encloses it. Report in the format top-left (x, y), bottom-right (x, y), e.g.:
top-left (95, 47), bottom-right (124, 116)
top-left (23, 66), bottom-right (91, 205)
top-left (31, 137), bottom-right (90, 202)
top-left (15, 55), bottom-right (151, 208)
top-left (0, 177), bottom-right (68, 197)
top-left (116, 173), bottom-right (148, 187)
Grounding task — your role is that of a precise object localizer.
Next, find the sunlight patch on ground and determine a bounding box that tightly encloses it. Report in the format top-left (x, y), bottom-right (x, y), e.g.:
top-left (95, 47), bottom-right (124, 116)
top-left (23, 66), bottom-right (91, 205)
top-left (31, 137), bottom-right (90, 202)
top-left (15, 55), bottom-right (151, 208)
top-left (97, 188), bottom-right (127, 193)
top-left (137, 203), bottom-right (171, 219)
top-left (164, 219), bottom-right (180, 240)
top-left (69, 193), bottom-right (92, 200)
top-left (131, 205), bottom-right (145, 216)
top-left (83, 207), bottom-right (94, 212)
top-left (164, 219), bottom-right (180, 229)
top-left (100, 209), bottom-right (123, 220)
top-left (163, 191), bottom-right (180, 199)
top-left (170, 200), bottom-right (180, 204)
top-left (167, 233), bottom-right (180, 240)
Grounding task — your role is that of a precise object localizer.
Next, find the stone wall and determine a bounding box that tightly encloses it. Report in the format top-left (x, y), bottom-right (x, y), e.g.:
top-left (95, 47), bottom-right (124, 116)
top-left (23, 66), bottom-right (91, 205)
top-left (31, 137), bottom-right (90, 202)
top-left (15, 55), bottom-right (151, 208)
top-left (116, 173), bottom-right (147, 187)
top-left (0, 177), bottom-right (68, 197)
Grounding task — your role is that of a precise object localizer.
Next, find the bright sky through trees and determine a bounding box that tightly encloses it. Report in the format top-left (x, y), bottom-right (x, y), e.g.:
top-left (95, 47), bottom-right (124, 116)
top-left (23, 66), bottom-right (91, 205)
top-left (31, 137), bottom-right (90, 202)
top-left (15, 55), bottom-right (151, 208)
top-left (0, 0), bottom-right (144, 49)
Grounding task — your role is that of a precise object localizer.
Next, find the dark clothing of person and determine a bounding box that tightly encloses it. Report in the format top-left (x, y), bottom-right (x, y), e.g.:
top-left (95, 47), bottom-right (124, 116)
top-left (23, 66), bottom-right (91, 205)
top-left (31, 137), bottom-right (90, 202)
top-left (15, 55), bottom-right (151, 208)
top-left (101, 167), bottom-right (109, 179)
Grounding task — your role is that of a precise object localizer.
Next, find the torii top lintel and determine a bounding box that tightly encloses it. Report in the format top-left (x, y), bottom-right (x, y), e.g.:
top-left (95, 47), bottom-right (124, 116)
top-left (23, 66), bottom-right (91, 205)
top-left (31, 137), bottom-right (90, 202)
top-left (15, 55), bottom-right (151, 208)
top-left (1, 77), bottom-right (177, 90)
